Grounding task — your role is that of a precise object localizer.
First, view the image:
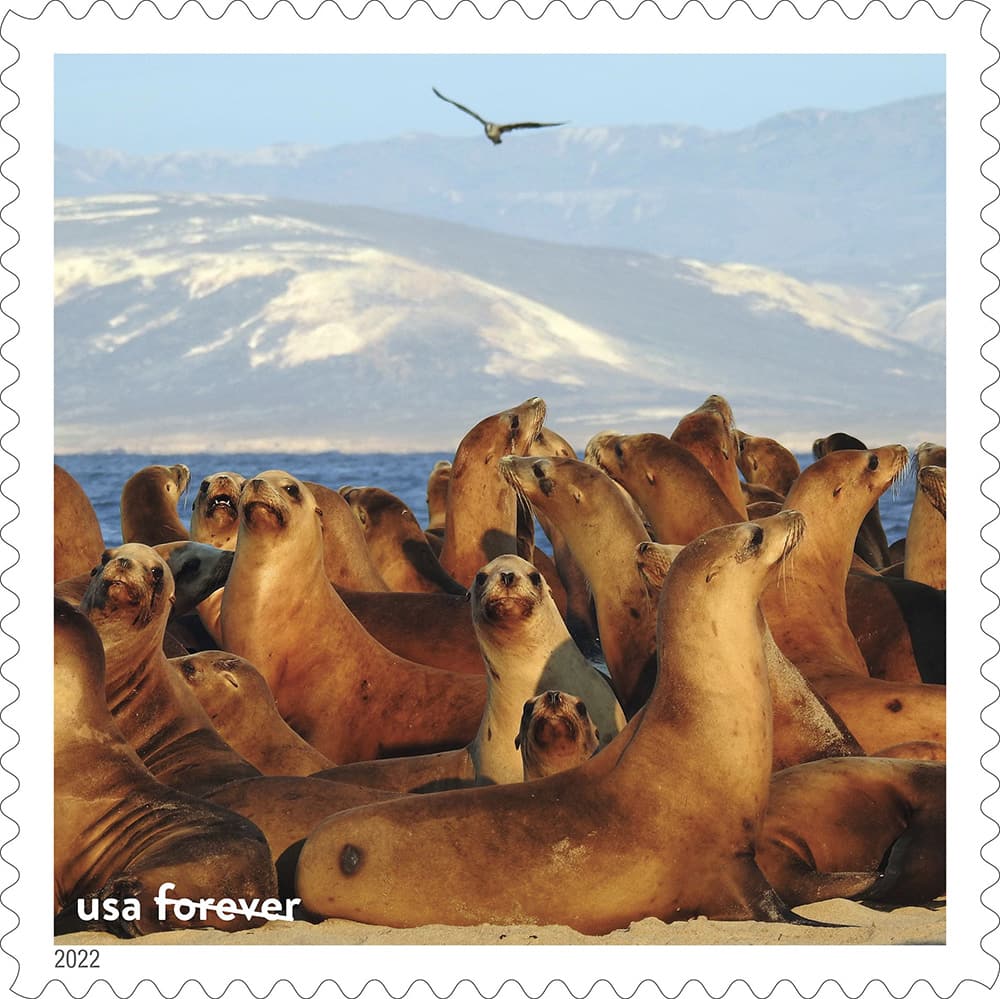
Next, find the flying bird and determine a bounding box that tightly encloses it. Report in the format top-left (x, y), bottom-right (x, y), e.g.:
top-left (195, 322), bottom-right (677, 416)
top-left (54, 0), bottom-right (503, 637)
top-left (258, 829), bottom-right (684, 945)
top-left (432, 87), bottom-right (567, 145)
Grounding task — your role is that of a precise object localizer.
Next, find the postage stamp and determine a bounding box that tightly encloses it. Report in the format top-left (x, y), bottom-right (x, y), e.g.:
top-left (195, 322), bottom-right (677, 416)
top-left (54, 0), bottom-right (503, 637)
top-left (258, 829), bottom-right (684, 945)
top-left (0, 0), bottom-right (995, 994)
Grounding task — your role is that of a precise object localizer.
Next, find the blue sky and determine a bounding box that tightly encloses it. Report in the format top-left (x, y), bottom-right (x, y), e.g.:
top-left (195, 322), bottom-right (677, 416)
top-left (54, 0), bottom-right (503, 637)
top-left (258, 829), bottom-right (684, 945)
top-left (55, 54), bottom-right (944, 154)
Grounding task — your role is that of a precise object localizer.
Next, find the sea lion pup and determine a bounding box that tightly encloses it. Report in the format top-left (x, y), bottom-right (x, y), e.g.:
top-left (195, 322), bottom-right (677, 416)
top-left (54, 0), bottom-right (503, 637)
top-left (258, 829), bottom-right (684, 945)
top-left (635, 540), bottom-right (863, 770)
top-left (756, 757), bottom-right (945, 907)
top-left (297, 513), bottom-right (826, 931)
top-left (760, 447), bottom-right (946, 754)
top-left (120, 463), bottom-right (191, 546)
top-left (81, 543), bottom-right (263, 795)
top-left (516, 690), bottom-right (600, 780)
top-left (812, 433), bottom-right (893, 569)
top-left (670, 394), bottom-right (747, 516)
top-left (500, 454), bottom-right (656, 717)
top-left (438, 397), bottom-right (548, 587)
top-left (221, 471), bottom-right (486, 762)
top-left (174, 651), bottom-right (334, 777)
top-left (309, 556), bottom-right (624, 792)
top-left (340, 486), bottom-right (467, 595)
top-left (736, 432), bottom-right (801, 497)
top-left (585, 431), bottom-right (746, 544)
top-left (425, 459), bottom-right (452, 534)
top-left (54, 464), bottom-right (105, 582)
top-left (904, 443), bottom-right (946, 590)
top-left (54, 598), bottom-right (277, 938)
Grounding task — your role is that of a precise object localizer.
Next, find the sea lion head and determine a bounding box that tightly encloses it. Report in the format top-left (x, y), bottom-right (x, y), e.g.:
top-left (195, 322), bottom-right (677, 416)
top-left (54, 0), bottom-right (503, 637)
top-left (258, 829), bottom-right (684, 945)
top-left (81, 542), bottom-right (175, 631)
top-left (915, 441), bottom-right (947, 470)
top-left (175, 653), bottom-right (268, 728)
top-left (528, 425), bottom-right (577, 460)
top-left (238, 470), bottom-right (322, 539)
top-left (515, 689), bottom-right (600, 779)
top-left (458, 397), bottom-right (548, 467)
top-left (471, 555), bottom-right (550, 634)
top-left (585, 431), bottom-right (684, 492)
top-left (635, 540), bottom-right (683, 595)
top-left (811, 431), bottom-right (867, 460)
top-left (499, 454), bottom-right (608, 510)
top-left (191, 471), bottom-right (246, 547)
top-left (666, 511), bottom-right (806, 605)
top-left (155, 541), bottom-right (234, 617)
top-left (342, 486), bottom-right (416, 536)
top-left (800, 445), bottom-right (908, 512)
top-left (918, 465), bottom-right (947, 519)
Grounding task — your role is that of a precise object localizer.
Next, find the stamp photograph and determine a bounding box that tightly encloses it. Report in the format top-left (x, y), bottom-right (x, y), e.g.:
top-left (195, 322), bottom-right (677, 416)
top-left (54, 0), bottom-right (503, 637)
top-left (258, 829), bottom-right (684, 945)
top-left (0, 0), bottom-right (995, 994)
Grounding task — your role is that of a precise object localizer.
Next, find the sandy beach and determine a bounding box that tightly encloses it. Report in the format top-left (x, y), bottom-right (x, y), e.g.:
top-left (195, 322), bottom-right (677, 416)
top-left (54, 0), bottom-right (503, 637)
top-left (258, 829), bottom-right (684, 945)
top-left (56, 898), bottom-right (944, 946)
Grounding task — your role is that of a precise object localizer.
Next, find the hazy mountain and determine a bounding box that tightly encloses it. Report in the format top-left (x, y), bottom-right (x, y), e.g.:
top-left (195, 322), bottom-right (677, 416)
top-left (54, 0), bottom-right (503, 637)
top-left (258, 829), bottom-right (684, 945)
top-left (55, 194), bottom-right (944, 455)
top-left (55, 95), bottom-right (944, 291)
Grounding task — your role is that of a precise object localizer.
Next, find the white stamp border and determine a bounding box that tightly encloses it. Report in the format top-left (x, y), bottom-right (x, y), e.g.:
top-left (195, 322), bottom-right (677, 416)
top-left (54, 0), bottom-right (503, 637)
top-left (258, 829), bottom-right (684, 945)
top-left (0, 1), bottom-right (993, 995)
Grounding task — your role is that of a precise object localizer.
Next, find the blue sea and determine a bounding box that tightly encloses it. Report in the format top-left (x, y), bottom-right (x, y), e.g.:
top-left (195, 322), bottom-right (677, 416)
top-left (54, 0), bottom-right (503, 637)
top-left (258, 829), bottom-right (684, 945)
top-left (56, 450), bottom-right (918, 549)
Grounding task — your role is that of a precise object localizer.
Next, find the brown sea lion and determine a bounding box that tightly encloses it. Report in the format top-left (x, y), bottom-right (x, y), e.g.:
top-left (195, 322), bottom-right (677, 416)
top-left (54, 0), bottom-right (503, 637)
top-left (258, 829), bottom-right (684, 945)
top-left (296, 513), bottom-right (825, 931)
top-left (586, 431), bottom-right (746, 544)
top-left (761, 447), bottom-right (946, 753)
top-left (757, 757), bottom-right (945, 906)
top-left (190, 471), bottom-right (246, 550)
top-left (634, 539), bottom-right (864, 770)
top-left (54, 464), bottom-right (105, 582)
top-left (736, 432), bottom-right (800, 496)
top-left (670, 395), bottom-right (747, 516)
top-left (438, 397), bottom-right (547, 587)
top-left (120, 463), bottom-right (190, 546)
top-left (54, 598), bottom-right (278, 938)
top-left (174, 651), bottom-right (334, 777)
top-left (341, 485), bottom-right (466, 595)
top-left (904, 444), bottom-right (946, 590)
top-left (516, 690), bottom-right (600, 780)
top-left (313, 556), bottom-right (623, 793)
top-left (500, 454), bottom-right (655, 716)
top-left (425, 459), bottom-right (452, 533)
top-left (220, 471), bottom-right (486, 762)
top-left (812, 433), bottom-right (892, 569)
top-left (80, 544), bottom-right (262, 796)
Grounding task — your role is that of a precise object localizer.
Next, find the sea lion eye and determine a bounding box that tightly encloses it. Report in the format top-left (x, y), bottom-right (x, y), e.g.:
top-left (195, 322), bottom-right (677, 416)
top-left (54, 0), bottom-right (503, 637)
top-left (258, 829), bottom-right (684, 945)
top-left (475, 572), bottom-right (488, 588)
top-left (614, 442), bottom-right (624, 460)
top-left (100, 551), bottom-right (111, 566)
top-left (533, 463), bottom-right (546, 479)
top-left (510, 415), bottom-right (520, 431)
top-left (576, 700), bottom-right (588, 718)
top-left (749, 525), bottom-right (764, 547)
top-left (528, 571), bottom-right (542, 586)
top-left (180, 659), bottom-right (197, 679)
top-left (199, 480), bottom-right (210, 494)
top-left (868, 454), bottom-right (880, 471)
top-left (284, 483), bottom-right (300, 498)
top-left (151, 565), bottom-right (164, 581)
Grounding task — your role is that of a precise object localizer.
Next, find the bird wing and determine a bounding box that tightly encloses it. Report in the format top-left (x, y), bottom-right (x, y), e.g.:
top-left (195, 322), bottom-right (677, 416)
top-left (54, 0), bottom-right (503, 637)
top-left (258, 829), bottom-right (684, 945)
top-left (498, 121), bottom-right (568, 134)
top-left (432, 87), bottom-right (490, 127)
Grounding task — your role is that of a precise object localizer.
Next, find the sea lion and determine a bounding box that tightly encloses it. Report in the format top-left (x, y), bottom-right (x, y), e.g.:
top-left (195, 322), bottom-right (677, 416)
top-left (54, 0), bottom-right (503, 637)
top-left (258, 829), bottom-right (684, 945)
top-left (812, 433), bottom-right (892, 569)
top-left (756, 757), bottom-right (945, 906)
top-left (500, 454), bottom-right (656, 716)
top-left (174, 651), bottom-right (334, 777)
top-left (761, 447), bottom-right (946, 753)
top-left (586, 431), bottom-right (746, 544)
top-left (80, 544), bottom-right (262, 795)
top-left (635, 539), bottom-right (864, 770)
top-left (736, 432), bottom-right (800, 497)
top-left (438, 397), bottom-right (547, 587)
top-left (670, 395), bottom-right (747, 516)
top-left (425, 459), bottom-right (451, 533)
top-left (120, 463), bottom-right (191, 546)
top-left (312, 556), bottom-right (623, 792)
top-left (220, 471), bottom-right (486, 762)
top-left (516, 690), bottom-right (600, 780)
top-left (54, 598), bottom-right (277, 938)
top-left (904, 444), bottom-right (946, 589)
top-left (341, 485), bottom-right (466, 595)
top-left (54, 464), bottom-right (105, 582)
top-left (296, 513), bottom-right (821, 931)
top-left (189, 471), bottom-right (246, 550)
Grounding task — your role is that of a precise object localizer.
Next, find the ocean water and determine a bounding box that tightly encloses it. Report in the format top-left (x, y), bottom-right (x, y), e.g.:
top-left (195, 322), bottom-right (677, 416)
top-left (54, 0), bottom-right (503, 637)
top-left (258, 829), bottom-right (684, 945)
top-left (56, 450), bottom-right (918, 550)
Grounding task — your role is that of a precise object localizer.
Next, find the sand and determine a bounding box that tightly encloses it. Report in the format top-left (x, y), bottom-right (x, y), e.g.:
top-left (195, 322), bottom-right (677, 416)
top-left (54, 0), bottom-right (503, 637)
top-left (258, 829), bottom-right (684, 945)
top-left (56, 897), bottom-right (944, 946)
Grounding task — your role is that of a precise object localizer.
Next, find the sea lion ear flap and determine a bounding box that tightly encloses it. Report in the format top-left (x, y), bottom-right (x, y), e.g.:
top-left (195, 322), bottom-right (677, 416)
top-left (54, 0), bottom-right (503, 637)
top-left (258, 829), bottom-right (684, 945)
top-left (315, 507), bottom-right (323, 519)
top-left (220, 670), bottom-right (239, 690)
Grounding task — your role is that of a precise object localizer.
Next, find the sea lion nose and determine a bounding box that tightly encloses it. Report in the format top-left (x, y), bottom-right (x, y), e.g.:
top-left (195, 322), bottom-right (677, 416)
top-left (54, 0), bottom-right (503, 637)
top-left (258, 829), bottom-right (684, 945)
top-left (638, 542), bottom-right (650, 555)
top-left (545, 690), bottom-right (562, 706)
top-left (500, 571), bottom-right (516, 587)
top-left (115, 557), bottom-right (132, 571)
